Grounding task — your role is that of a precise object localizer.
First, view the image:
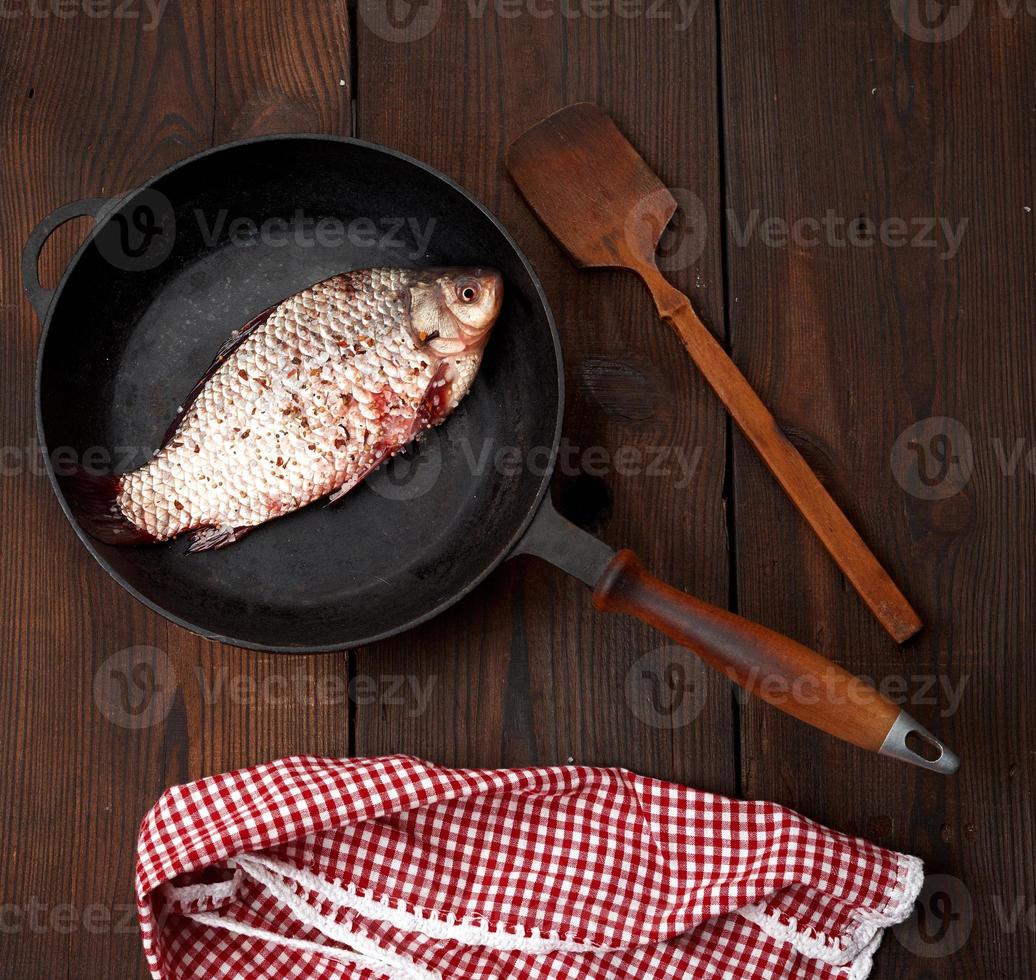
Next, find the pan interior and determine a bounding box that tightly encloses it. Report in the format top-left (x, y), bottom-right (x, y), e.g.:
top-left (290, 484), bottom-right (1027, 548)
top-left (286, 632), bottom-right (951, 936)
top-left (38, 138), bottom-right (561, 650)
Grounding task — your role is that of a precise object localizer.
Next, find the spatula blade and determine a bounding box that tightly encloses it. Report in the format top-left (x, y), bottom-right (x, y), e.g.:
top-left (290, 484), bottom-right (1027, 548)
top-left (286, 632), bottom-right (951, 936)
top-left (506, 102), bottom-right (676, 270)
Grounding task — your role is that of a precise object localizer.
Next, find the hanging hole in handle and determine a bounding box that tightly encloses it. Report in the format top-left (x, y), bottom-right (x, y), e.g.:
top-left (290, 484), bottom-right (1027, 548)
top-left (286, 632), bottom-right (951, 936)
top-left (36, 214), bottom-right (96, 292)
top-left (23, 197), bottom-right (111, 320)
top-left (905, 729), bottom-right (944, 762)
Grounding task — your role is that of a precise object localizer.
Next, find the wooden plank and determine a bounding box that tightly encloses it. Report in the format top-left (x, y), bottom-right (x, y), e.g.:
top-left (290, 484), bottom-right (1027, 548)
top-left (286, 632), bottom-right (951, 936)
top-left (0, 4), bottom-right (351, 976)
top-left (0, 9), bottom-right (216, 977)
top-left (197, 0), bottom-right (353, 775)
top-left (213, 0), bottom-right (352, 140)
top-left (354, 6), bottom-right (735, 791)
top-left (720, 0), bottom-right (1034, 974)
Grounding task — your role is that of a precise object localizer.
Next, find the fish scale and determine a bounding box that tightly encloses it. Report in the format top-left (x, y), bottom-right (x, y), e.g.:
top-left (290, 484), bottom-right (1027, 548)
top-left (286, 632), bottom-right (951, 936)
top-left (115, 269), bottom-right (466, 544)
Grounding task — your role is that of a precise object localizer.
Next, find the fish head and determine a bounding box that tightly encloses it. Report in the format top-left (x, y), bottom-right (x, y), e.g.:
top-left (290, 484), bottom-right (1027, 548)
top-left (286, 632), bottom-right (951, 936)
top-left (407, 267), bottom-right (503, 358)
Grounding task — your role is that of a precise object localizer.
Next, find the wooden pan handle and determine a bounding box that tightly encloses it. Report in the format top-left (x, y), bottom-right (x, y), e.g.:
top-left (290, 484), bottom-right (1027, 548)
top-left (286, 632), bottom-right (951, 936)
top-left (593, 550), bottom-right (957, 772)
top-left (640, 267), bottom-right (922, 644)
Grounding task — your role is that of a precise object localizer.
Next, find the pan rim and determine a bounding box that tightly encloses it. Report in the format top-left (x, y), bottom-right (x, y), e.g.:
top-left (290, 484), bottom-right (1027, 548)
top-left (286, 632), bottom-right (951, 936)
top-left (33, 133), bottom-right (565, 654)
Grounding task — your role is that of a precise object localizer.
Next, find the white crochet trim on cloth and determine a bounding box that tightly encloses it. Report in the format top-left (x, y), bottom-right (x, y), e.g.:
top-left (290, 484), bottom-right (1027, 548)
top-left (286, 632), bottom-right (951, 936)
top-left (159, 870), bottom-right (243, 911)
top-left (183, 911), bottom-right (429, 980)
top-left (738, 852), bottom-right (925, 978)
top-left (236, 853), bottom-right (608, 953)
top-left (162, 848), bottom-right (923, 980)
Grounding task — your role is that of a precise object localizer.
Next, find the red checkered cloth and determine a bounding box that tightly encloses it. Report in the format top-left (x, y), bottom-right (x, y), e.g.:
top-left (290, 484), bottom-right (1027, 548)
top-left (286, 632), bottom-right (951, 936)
top-left (136, 756), bottom-right (923, 979)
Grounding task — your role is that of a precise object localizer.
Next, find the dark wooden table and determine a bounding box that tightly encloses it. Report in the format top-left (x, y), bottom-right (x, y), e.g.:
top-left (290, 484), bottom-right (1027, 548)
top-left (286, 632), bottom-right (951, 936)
top-left (1, 2), bottom-right (1032, 976)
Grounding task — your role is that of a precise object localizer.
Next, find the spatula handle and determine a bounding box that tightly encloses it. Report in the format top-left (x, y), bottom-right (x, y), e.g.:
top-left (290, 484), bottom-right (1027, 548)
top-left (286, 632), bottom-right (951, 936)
top-left (640, 267), bottom-right (922, 644)
top-left (593, 550), bottom-right (957, 773)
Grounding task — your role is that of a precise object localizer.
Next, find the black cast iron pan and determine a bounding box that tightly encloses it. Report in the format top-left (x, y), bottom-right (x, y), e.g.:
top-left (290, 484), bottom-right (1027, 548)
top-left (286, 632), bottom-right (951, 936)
top-left (24, 135), bottom-right (956, 772)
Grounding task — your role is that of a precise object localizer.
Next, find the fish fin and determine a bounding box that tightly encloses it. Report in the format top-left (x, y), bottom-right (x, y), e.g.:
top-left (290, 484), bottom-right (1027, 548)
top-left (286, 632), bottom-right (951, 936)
top-left (159, 305), bottom-right (276, 449)
top-left (325, 483), bottom-right (354, 505)
top-left (326, 384), bottom-right (442, 510)
top-left (184, 524), bottom-right (254, 554)
top-left (324, 361), bottom-right (453, 512)
top-left (414, 360), bottom-right (455, 430)
top-left (61, 466), bottom-right (153, 545)
top-left (326, 448), bottom-right (393, 506)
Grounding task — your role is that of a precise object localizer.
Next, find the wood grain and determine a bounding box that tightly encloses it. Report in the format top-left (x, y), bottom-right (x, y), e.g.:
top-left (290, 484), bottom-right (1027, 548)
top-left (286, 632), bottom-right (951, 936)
top-left (353, 5), bottom-right (735, 790)
top-left (593, 549), bottom-right (904, 754)
top-left (0, 4), bottom-right (351, 977)
top-left (0, 8), bottom-right (215, 977)
top-left (1, 0), bottom-right (1032, 976)
top-left (507, 100), bottom-right (921, 643)
top-left (720, 0), bottom-right (1034, 973)
top-left (195, 0), bottom-right (353, 777)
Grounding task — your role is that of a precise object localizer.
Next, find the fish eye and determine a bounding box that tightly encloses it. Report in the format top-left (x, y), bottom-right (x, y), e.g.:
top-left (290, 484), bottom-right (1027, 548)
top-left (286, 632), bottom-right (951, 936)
top-left (456, 279), bottom-right (480, 303)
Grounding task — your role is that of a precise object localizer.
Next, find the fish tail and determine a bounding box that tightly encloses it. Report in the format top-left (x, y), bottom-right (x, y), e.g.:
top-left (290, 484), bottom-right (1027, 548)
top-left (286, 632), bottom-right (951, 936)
top-left (62, 466), bottom-right (153, 545)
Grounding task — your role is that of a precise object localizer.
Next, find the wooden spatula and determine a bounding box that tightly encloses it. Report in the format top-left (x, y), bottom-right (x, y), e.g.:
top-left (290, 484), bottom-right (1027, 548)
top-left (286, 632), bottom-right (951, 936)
top-left (507, 102), bottom-right (922, 644)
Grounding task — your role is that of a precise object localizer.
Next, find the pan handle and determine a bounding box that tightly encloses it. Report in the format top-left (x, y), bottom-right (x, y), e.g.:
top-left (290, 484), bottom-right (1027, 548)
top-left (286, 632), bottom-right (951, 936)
top-left (514, 499), bottom-right (959, 774)
top-left (22, 197), bottom-right (109, 320)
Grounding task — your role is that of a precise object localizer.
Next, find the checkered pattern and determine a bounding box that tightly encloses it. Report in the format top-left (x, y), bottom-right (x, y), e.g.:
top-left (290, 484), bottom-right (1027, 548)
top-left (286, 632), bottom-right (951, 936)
top-left (136, 756), bottom-right (923, 979)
